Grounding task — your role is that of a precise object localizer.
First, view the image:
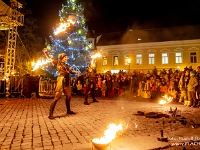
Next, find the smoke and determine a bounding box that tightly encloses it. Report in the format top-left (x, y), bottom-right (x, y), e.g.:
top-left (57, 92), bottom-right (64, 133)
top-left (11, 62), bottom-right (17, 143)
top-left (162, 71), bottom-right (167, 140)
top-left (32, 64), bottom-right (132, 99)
top-left (78, 0), bottom-right (100, 22)
top-left (119, 24), bottom-right (200, 44)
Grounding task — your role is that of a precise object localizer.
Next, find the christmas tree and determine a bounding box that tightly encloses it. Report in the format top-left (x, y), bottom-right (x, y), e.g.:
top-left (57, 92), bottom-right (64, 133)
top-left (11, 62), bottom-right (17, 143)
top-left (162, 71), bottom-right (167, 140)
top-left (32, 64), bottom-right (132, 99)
top-left (45, 0), bottom-right (92, 75)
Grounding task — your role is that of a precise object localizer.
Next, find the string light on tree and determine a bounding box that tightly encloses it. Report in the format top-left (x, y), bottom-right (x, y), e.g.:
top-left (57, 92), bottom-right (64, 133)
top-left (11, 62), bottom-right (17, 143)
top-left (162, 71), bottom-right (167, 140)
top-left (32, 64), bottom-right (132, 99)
top-left (43, 0), bottom-right (91, 74)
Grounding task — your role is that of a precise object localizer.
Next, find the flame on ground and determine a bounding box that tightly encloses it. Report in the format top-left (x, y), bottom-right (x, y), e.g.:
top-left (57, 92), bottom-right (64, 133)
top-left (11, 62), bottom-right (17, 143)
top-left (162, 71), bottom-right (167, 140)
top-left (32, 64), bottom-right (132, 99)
top-left (159, 95), bottom-right (173, 105)
top-left (54, 16), bottom-right (76, 35)
top-left (32, 59), bottom-right (51, 71)
top-left (159, 100), bottom-right (167, 105)
top-left (92, 123), bottom-right (122, 144)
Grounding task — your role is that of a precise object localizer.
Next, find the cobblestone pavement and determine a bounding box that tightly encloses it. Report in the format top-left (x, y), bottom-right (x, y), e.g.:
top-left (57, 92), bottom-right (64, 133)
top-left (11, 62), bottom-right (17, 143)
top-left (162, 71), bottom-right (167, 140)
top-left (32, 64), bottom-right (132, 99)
top-left (0, 96), bottom-right (200, 150)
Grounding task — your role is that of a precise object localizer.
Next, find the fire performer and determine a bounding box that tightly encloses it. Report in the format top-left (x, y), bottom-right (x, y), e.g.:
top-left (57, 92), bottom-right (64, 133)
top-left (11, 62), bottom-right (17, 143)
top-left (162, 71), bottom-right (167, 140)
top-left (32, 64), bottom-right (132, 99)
top-left (84, 63), bottom-right (99, 105)
top-left (42, 48), bottom-right (77, 119)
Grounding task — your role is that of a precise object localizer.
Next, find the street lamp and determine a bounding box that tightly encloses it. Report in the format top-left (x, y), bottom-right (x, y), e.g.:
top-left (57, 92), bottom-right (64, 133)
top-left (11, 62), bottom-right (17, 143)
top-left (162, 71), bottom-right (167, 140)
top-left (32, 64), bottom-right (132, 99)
top-left (91, 52), bottom-right (102, 71)
top-left (127, 58), bottom-right (131, 72)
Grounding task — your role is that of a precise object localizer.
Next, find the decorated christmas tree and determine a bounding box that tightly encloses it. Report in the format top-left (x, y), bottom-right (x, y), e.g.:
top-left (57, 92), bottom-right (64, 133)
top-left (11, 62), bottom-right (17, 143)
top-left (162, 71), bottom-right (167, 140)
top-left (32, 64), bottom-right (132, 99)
top-left (45, 0), bottom-right (92, 75)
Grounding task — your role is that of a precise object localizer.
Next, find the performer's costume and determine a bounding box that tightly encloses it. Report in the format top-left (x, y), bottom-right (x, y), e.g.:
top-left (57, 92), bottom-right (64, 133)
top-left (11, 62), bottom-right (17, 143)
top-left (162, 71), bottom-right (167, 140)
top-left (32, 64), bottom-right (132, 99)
top-left (44, 52), bottom-right (76, 119)
top-left (84, 67), bottom-right (99, 105)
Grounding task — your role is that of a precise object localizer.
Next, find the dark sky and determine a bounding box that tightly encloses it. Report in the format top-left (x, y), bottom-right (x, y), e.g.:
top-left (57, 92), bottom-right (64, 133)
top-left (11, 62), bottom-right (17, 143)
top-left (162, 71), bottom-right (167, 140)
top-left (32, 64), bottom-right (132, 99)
top-left (26, 0), bottom-right (200, 38)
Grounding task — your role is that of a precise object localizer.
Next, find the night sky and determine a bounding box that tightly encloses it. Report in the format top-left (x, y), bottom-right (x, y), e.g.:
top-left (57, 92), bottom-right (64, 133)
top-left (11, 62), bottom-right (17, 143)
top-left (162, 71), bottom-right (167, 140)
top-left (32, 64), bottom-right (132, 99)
top-left (25, 0), bottom-right (200, 38)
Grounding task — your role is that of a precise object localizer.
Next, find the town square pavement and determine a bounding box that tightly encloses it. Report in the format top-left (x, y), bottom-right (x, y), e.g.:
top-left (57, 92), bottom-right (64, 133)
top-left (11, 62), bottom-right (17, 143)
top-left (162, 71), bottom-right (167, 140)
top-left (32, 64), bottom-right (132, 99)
top-left (0, 96), bottom-right (200, 150)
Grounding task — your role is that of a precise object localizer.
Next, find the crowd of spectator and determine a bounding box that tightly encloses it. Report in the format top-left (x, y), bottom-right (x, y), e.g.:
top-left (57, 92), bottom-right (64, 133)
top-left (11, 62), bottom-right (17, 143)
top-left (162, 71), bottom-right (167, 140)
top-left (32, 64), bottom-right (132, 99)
top-left (70, 66), bottom-right (200, 108)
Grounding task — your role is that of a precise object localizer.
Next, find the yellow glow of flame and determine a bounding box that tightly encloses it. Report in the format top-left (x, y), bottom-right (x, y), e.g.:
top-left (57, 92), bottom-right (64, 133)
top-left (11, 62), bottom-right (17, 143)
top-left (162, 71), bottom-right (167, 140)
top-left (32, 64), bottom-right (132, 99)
top-left (167, 96), bottom-right (173, 103)
top-left (159, 95), bottom-right (173, 105)
top-left (54, 17), bottom-right (76, 35)
top-left (91, 52), bottom-right (102, 59)
top-left (31, 62), bottom-right (35, 67)
top-left (92, 123), bottom-right (122, 144)
top-left (32, 59), bottom-right (51, 71)
top-left (159, 100), bottom-right (167, 105)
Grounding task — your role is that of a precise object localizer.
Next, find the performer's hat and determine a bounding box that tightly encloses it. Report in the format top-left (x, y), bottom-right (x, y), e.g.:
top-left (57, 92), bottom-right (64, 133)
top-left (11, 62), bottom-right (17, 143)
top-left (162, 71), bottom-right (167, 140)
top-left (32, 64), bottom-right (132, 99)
top-left (58, 53), bottom-right (68, 60)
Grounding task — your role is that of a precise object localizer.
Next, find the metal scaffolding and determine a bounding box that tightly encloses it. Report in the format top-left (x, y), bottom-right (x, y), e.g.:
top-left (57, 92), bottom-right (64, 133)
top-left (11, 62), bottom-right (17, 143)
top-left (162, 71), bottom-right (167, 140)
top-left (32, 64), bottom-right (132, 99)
top-left (0, 0), bottom-right (24, 76)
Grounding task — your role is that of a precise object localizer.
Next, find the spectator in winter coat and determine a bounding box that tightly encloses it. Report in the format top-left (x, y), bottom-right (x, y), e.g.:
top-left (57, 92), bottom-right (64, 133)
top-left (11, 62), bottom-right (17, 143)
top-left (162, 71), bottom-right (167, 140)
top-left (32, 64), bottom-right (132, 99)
top-left (71, 78), bottom-right (77, 96)
top-left (179, 71), bottom-right (188, 103)
top-left (118, 78), bottom-right (123, 95)
top-left (106, 75), bottom-right (113, 97)
top-left (160, 78), bottom-right (167, 97)
top-left (152, 66), bottom-right (158, 75)
top-left (77, 73), bottom-right (84, 88)
top-left (187, 71), bottom-right (198, 107)
top-left (112, 78), bottom-right (119, 98)
top-left (130, 76), bottom-right (134, 95)
top-left (132, 74), bottom-right (139, 97)
top-left (76, 80), bottom-right (83, 96)
top-left (150, 79), bottom-right (157, 99)
top-left (82, 84), bottom-right (87, 96)
top-left (101, 80), bottom-right (107, 97)
top-left (137, 71), bottom-right (144, 97)
top-left (97, 76), bottom-right (102, 97)
top-left (196, 66), bottom-right (200, 106)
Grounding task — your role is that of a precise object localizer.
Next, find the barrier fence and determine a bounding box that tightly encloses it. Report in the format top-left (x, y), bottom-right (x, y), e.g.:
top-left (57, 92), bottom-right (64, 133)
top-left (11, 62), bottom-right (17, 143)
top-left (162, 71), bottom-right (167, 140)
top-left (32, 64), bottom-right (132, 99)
top-left (0, 76), bottom-right (23, 97)
top-left (39, 79), bottom-right (56, 96)
top-left (0, 79), bottom-right (6, 96)
top-left (0, 76), bottom-right (57, 98)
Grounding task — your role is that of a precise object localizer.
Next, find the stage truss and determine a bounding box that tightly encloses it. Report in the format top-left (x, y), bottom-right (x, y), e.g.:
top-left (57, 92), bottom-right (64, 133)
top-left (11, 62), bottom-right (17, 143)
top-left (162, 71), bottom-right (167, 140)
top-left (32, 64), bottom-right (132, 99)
top-left (0, 0), bottom-right (24, 77)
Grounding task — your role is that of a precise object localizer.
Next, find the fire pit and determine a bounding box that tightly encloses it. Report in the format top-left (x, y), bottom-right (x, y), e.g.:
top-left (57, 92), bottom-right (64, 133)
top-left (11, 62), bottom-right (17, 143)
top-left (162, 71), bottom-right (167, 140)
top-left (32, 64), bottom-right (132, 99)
top-left (92, 123), bottom-right (122, 150)
top-left (92, 138), bottom-right (111, 150)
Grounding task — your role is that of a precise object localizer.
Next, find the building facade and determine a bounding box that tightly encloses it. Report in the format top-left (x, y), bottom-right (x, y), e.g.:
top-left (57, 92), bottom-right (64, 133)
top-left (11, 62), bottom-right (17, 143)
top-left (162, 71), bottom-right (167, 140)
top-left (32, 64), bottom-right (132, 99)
top-left (88, 26), bottom-right (200, 73)
top-left (95, 39), bottom-right (200, 73)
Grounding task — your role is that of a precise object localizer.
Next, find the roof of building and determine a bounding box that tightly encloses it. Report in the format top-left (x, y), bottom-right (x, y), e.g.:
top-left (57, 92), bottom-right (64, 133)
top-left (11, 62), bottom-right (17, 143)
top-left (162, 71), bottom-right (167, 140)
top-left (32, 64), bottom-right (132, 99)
top-left (96, 25), bottom-right (200, 46)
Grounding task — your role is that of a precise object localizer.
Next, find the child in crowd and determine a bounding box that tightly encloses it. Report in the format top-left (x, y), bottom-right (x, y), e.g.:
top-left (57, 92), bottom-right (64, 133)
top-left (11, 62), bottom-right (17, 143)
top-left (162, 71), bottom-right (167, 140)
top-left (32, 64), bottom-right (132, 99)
top-left (101, 80), bottom-right (107, 97)
top-left (82, 84), bottom-right (87, 96)
top-left (76, 80), bottom-right (83, 96)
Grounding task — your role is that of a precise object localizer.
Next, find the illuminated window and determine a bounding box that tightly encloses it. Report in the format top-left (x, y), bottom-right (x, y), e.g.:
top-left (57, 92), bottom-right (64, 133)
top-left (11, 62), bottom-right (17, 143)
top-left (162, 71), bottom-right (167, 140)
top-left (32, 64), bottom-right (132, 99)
top-left (175, 53), bottom-right (182, 64)
top-left (162, 53), bottom-right (168, 64)
top-left (113, 56), bottom-right (118, 65)
top-left (102, 57), bottom-right (107, 66)
top-left (190, 52), bottom-right (197, 63)
top-left (136, 54), bottom-right (142, 65)
top-left (125, 56), bottom-right (129, 65)
top-left (149, 54), bottom-right (155, 64)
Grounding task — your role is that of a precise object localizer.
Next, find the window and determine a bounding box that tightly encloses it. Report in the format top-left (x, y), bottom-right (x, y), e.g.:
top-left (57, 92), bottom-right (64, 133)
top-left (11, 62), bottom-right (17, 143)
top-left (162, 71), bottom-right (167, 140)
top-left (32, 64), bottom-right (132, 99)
top-left (149, 54), bottom-right (155, 64)
top-left (162, 53), bottom-right (168, 64)
top-left (125, 56), bottom-right (130, 65)
top-left (175, 53), bottom-right (182, 64)
top-left (136, 54), bottom-right (142, 65)
top-left (113, 56), bottom-right (118, 65)
top-left (102, 57), bottom-right (107, 66)
top-left (190, 52), bottom-right (197, 63)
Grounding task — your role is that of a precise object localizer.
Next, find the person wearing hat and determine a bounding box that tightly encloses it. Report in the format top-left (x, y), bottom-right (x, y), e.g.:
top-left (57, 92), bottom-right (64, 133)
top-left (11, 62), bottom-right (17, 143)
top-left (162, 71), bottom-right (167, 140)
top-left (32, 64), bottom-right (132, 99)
top-left (179, 71), bottom-right (189, 103)
top-left (196, 66), bottom-right (200, 107)
top-left (84, 63), bottom-right (99, 105)
top-left (42, 48), bottom-right (77, 119)
top-left (187, 70), bottom-right (198, 107)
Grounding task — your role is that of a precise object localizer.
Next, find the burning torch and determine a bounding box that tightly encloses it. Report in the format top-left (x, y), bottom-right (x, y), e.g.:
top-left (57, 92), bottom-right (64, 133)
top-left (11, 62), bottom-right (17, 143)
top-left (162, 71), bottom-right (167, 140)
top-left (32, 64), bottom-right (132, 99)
top-left (54, 15), bottom-right (76, 35)
top-left (31, 48), bottom-right (52, 71)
